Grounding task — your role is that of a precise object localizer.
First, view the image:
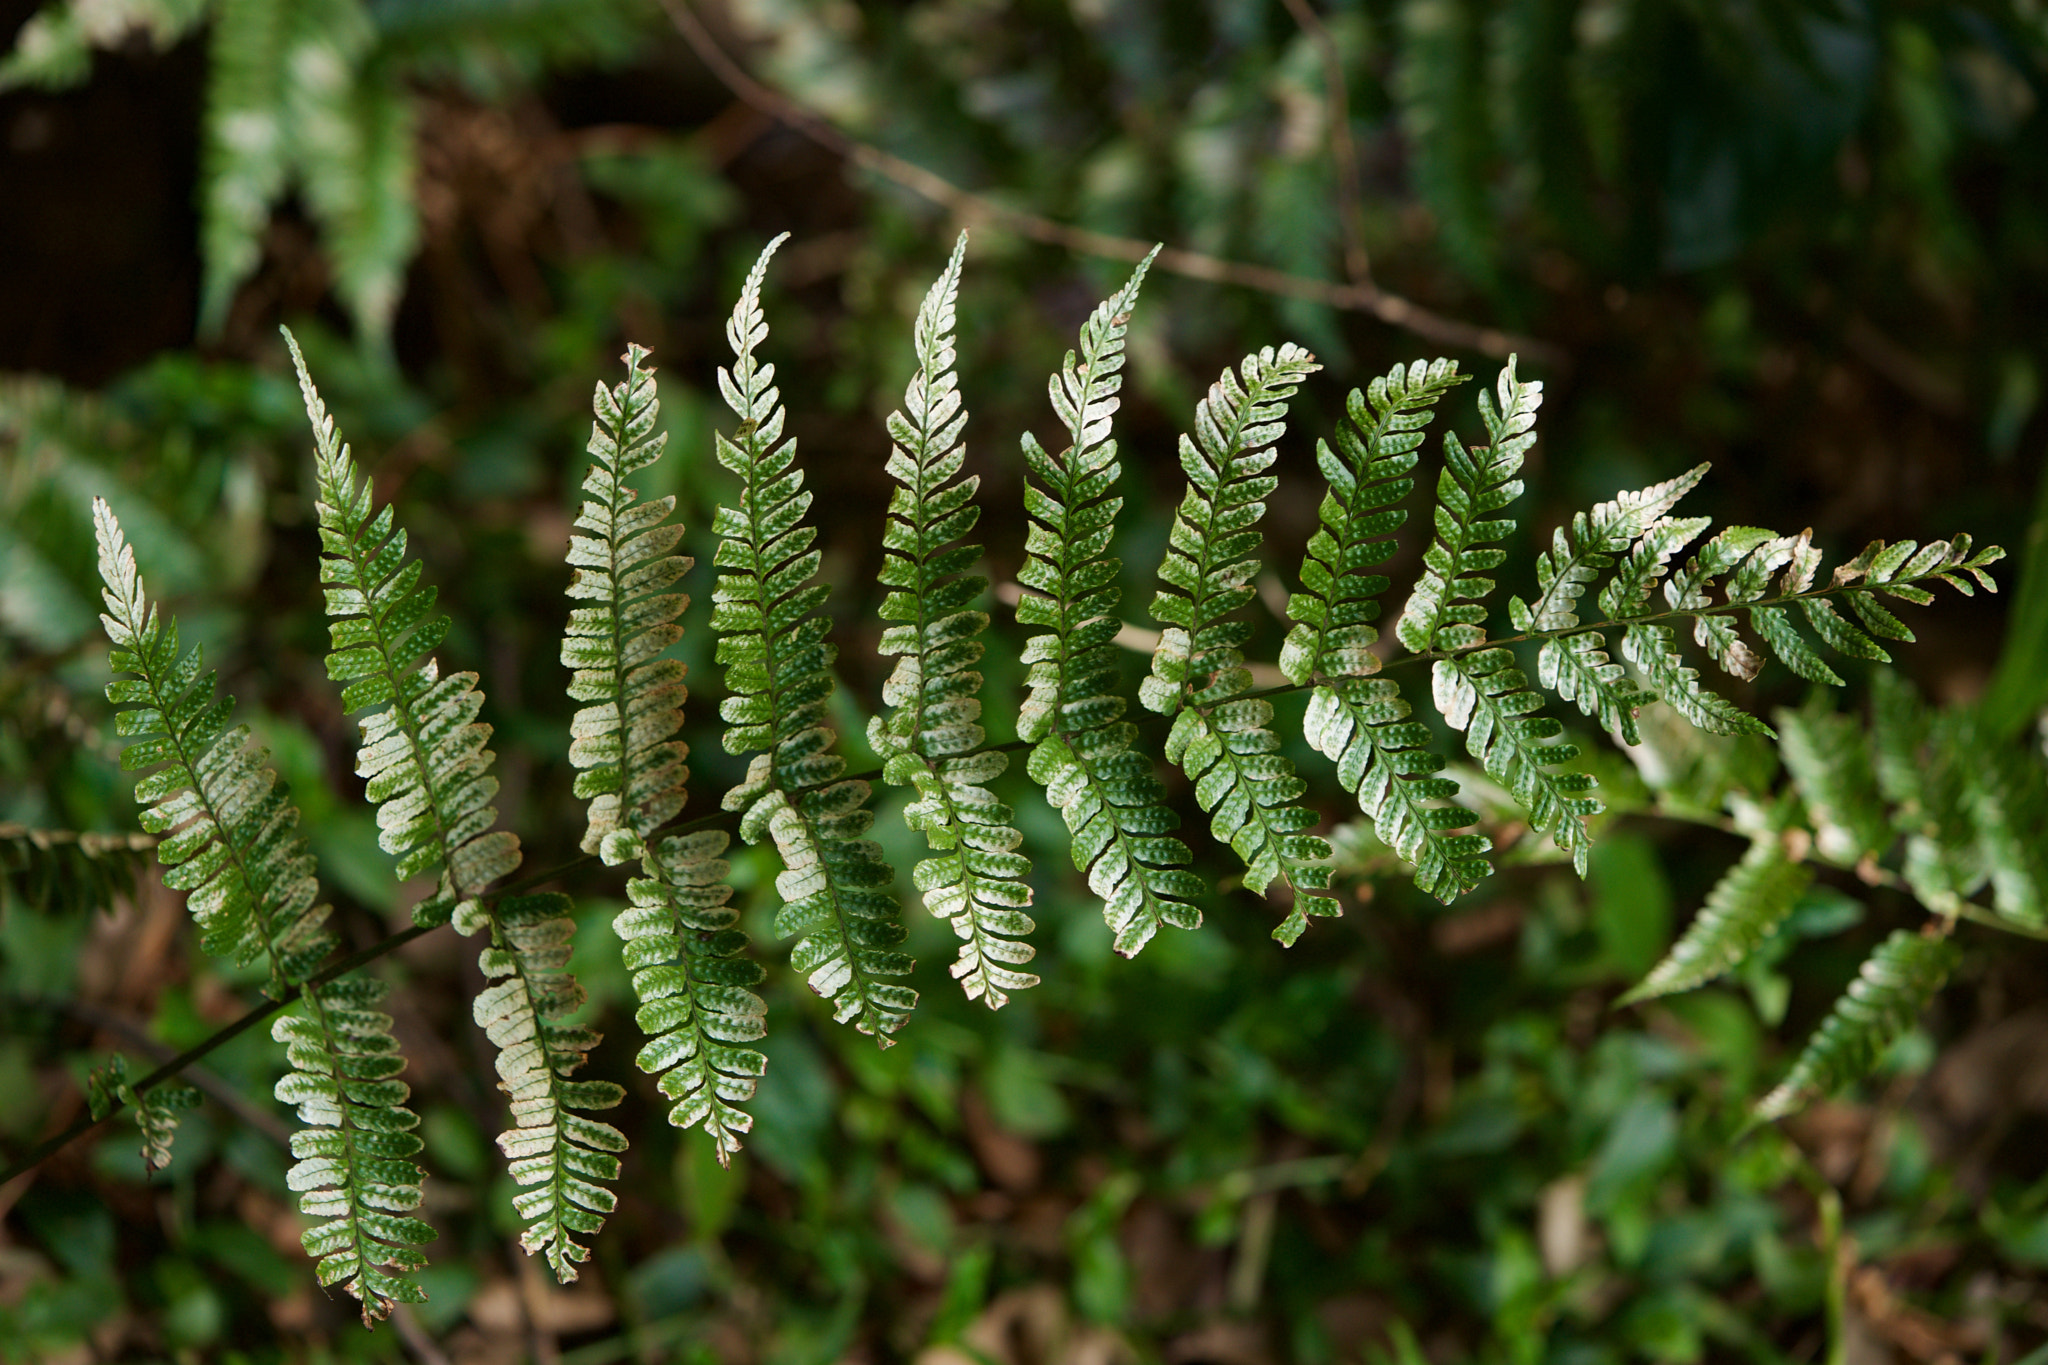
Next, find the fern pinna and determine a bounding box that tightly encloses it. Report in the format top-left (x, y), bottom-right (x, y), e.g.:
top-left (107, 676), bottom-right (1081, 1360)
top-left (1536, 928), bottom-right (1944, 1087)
top-left (94, 497), bottom-right (433, 1322)
top-left (288, 332), bottom-right (625, 1282)
top-left (564, 343), bottom-right (765, 1161)
top-left (1016, 248), bottom-right (1207, 956)
top-left (1282, 359), bottom-right (1491, 905)
top-left (867, 233), bottom-right (1039, 1007)
top-left (711, 235), bottom-right (916, 1042)
top-left (1141, 344), bottom-right (1338, 946)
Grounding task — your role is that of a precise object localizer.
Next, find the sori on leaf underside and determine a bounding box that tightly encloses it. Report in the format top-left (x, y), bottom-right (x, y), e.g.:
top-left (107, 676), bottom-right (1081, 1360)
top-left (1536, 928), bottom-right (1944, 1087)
top-left (71, 231), bottom-right (2024, 1325)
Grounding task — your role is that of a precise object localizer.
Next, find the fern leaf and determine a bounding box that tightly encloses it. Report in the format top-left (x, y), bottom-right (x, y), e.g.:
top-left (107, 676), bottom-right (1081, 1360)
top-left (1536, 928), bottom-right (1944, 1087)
top-left (289, 331), bottom-right (621, 1279)
top-left (711, 235), bottom-right (916, 1040)
top-left (1509, 463), bottom-right (1707, 634)
top-left (1620, 837), bottom-right (1811, 1004)
top-left (95, 496), bottom-right (432, 1320)
top-left (1432, 649), bottom-right (1599, 873)
top-left (563, 345), bottom-right (765, 1153)
top-left (1279, 357), bottom-right (1466, 685)
top-left (1955, 710), bottom-right (2048, 929)
top-left (201, 0), bottom-right (417, 343)
top-left (1396, 356), bottom-right (1541, 654)
top-left (1014, 248), bottom-right (1204, 956)
top-left (94, 495), bottom-right (336, 989)
top-left (1661, 526), bottom-right (1776, 680)
top-left (866, 234), bottom-right (1038, 1005)
top-left (1537, 632), bottom-right (1648, 745)
top-left (1142, 344), bottom-right (1336, 943)
top-left (562, 343), bottom-right (693, 861)
top-left (1755, 929), bottom-right (1959, 1122)
top-left (1622, 623), bottom-right (1772, 738)
top-left (1304, 680), bottom-right (1490, 903)
top-left (88, 1055), bottom-right (200, 1175)
top-left (476, 894), bottom-right (628, 1280)
top-left (274, 977), bottom-right (435, 1319)
top-left (1596, 515), bottom-right (1711, 618)
top-left (1775, 702), bottom-right (1891, 866)
top-left (618, 831), bottom-right (766, 1162)
top-left (1869, 672), bottom-right (1982, 914)
top-left (289, 330), bottom-right (519, 931)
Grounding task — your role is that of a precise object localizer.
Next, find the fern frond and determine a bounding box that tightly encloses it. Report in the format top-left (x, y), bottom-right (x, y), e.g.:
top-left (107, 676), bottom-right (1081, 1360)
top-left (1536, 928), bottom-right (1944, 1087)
top-left (1510, 465), bottom-right (1709, 744)
top-left (289, 331), bottom-right (621, 1279)
top-left (1432, 648), bottom-right (1599, 872)
top-left (476, 894), bottom-right (627, 1280)
top-left (866, 235), bottom-right (1037, 1006)
top-left (1395, 355), bottom-right (1541, 654)
top-left (1621, 623), bottom-right (1772, 738)
top-left (1014, 248), bottom-right (1204, 957)
top-left (201, 0), bottom-right (417, 342)
top-left (288, 331), bottom-right (519, 930)
top-left (1537, 632), bottom-right (1648, 745)
top-left (564, 343), bottom-right (692, 863)
top-left (1304, 680), bottom-right (1490, 903)
top-left (1869, 673), bottom-right (1981, 914)
top-left (1596, 515), bottom-right (1712, 619)
top-left (94, 496), bottom-right (335, 990)
top-left (711, 236), bottom-right (915, 1041)
top-left (1141, 344), bottom-right (1336, 944)
top-left (95, 496), bottom-right (431, 1321)
top-left (1955, 711), bottom-right (2048, 929)
top-left (1661, 525), bottom-right (1777, 681)
top-left (88, 1055), bottom-right (200, 1174)
top-left (274, 977), bottom-right (435, 1320)
top-left (563, 346), bottom-right (766, 1153)
top-left (1620, 836), bottom-right (1811, 1004)
top-left (1278, 357), bottom-right (1466, 686)
top-left (1510, 464), bottom-right (1707, 634)
top-left (1755, 928), bottom-right (1959, 1122)
top-left (619, 831), bottom-right (766, 1163)
top-left (1775, 702), bottom-right (1891, 866)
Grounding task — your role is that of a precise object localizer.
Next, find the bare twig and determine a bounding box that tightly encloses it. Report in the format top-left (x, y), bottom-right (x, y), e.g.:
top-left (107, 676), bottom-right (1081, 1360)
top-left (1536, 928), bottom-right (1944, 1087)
top-left (659, 0), bottom-right (1561, 367)
top-left (1279, 0), bottom-right (1372, 287)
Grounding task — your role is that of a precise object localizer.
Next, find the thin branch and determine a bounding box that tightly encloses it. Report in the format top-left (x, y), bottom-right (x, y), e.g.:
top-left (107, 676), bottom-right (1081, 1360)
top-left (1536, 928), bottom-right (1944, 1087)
top-left (36, 995), bottom-right (293, 1148)
top-left (1279, 0), bottom-right (1372, 287)
top-left (0, 831), bottom-right (637, 1186)
top-left (659, 0), bottom-right (1561, 367)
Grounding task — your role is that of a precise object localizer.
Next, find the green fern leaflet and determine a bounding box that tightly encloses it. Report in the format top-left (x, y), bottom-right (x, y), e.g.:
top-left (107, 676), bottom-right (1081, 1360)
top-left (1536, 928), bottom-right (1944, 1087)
top-left (564, 343), bottom-right (766, 1159)
top-left (712, 235), bottom-right (916, 1042)
top-left (1756, 929), bottom-right (1959, 1122)
top-left (95, 496), bottom-right (433, 1321)
top-left (1016, 247), bottom-right (1205, 956)
top-left (867, 234), bottom-right (1038, 1007)
top-left (1144, 343), bottom-right (1337, 944)
top-left (290, 331), bottom-right (624, 1281)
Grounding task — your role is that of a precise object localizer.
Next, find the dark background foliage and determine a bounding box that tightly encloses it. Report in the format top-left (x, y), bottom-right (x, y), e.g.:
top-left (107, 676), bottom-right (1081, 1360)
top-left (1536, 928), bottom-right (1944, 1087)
top-left (3, 1), bottom-right (2047, 1361)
